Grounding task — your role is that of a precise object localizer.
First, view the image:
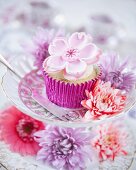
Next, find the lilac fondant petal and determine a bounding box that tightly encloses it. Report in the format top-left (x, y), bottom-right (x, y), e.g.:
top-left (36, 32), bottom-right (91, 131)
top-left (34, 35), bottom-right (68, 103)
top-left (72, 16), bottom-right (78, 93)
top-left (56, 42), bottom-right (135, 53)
top-left (68, 32), bottom-right (87, 49)
top-left (80, 43), bottom-right (99, 63)
top-left (48, 37), bottom-right (68, 56)
top-left (46, 55), bottom-right (66, 70)
top-left (65, 60), bottom-right (87, 78)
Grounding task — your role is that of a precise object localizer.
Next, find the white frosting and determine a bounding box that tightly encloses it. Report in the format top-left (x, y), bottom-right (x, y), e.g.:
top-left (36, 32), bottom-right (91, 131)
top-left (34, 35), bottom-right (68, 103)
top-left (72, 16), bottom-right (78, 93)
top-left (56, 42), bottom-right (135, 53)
top-left (49, 65), bottom-right (99, 84)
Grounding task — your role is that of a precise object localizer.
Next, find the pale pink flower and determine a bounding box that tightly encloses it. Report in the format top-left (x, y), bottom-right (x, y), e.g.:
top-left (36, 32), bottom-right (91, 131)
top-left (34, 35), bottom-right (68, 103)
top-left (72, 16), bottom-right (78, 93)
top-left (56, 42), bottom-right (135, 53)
top-left (81, 81), bottom-right (127, 119)
top-left (0, 106), bottom-right (44, 156)
top-left (91, 122), bottom-right (128, 161)
top-left (43, 32), bottom-right (101, 80)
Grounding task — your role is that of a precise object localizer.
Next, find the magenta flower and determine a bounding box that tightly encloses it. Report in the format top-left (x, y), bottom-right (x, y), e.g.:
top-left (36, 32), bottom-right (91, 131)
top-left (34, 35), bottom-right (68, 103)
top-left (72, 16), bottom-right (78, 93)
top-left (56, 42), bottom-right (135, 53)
top-left (91, 122), bottom-right (128, 161)
top-left (100, 53), bottom-right (136, 92)
top-left (43, 32), bottom-right (101, 80)
top-left (81, 80), bottom-right (127, 120)
top-left (0, 106), bottom-right (44, 156)
top-left (34, 126), bottom-right (92, 170)
top-left (26, 28), bottom-right (64, 68)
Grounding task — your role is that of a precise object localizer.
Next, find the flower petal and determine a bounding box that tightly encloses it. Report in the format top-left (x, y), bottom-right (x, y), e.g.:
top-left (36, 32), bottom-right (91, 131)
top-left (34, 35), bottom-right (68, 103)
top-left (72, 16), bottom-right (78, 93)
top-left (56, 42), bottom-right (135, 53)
top-left (80, 43), bottom-right (101, 64)
top-left (81, 100), bottom-right (91, 110)
top-left (48, 37), bottom-right (68, 56)
top-left (0, 106), bottom-right (44, 156)
top-left (69, 32), bottom-right (87, 49)
top-left (84, 110), bottom-right (93, 120)
top-left (86, 99), bottom-right (92, 108)
top-left (65, 60), bottom-right (87, 78)
top-left (63, 72), bottom-right (79, 81)
top-left (43, 56), bottom-right (66, 72)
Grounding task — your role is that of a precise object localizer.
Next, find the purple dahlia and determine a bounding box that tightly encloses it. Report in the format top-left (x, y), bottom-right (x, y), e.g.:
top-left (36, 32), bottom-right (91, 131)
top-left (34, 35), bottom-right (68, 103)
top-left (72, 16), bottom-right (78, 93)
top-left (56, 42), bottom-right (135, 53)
top-left (26, 28), bottom-right (64, 68)
top-left (100, 53), bottom-right (136, 92)
top-left (34, 126), bottom-right (92, 170)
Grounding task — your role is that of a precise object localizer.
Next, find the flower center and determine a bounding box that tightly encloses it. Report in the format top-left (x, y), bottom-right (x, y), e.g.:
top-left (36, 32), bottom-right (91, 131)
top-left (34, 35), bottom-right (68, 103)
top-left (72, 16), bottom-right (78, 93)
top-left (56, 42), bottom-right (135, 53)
top-left (106, 71), bottom-right (123, 87)
top-left (104, 134), bottom-right (117, 146)
top-left (16, 118), bottom-right (39, 143)
top-left (64, 49), bottom-right (79, 62)
top-left (53, 136), bottom-right (76, 157)
top-left (66, 49), bottom-right (77, 57)
top-left (102, 97), bottom-right (108, 103)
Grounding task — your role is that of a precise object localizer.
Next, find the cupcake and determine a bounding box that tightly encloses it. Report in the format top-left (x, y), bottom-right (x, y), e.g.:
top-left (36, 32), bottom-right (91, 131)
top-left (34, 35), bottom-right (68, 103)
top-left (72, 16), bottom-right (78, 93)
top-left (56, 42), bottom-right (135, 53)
top-left (43, 32), bottom-right (102, 108)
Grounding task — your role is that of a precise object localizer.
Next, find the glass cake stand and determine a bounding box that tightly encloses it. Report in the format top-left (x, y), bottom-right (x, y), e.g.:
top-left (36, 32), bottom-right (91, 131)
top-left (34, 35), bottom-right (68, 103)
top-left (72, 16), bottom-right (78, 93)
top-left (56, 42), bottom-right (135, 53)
top-left (1, 56), bottom-right (136, 170)
top-left (1, 56), bottom-right (136, 127)
top-left (1, 55), bottom-right (136, 128)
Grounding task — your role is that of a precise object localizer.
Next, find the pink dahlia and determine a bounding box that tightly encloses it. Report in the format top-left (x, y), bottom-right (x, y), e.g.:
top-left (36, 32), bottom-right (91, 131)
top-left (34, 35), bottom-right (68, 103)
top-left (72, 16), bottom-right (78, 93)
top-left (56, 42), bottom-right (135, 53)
top-left (26, 28), bottom-right (64, 68)
top-left (34, 126), bottom-right (92, 170)
top-left (81, 80), bottom-right (127, 119)
top-left (0, 106), bottom-right (44, 156)
top-left (43, 32), bottom-right (101, 80)
top-left (91, 122), bottom-right (128, 161)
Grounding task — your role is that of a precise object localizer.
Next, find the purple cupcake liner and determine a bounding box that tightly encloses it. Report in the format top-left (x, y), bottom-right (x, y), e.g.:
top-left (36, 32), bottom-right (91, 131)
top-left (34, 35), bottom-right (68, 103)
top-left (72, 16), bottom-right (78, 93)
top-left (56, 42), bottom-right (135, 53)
top-left (43, 67), bottom-right (101, 108)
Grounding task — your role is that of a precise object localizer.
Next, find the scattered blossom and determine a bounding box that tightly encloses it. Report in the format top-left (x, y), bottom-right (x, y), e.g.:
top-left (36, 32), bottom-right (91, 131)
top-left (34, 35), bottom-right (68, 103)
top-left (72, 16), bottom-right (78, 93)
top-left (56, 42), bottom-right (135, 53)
top-left (100, 53), bottom-right (136, 92)
top-left (0, 106), bottom-right (44, 155)
top-left (25, 28), bottom-right (64, 68)
top-left (81, 81), bottom-right (127, 119)
top-left (91, 122), bottom-right (128, 161)
top-left (34, 126), bottom-right (92, 170)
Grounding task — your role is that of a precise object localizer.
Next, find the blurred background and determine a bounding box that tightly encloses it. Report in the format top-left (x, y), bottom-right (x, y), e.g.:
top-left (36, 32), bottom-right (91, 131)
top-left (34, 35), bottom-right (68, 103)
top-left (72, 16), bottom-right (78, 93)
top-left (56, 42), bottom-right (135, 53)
top-left (0, 0), bottom-right (136, 109)
top-left (0, 0), bottom-right (136, 57)
top-left (0, 0), bottom-right (136, 108)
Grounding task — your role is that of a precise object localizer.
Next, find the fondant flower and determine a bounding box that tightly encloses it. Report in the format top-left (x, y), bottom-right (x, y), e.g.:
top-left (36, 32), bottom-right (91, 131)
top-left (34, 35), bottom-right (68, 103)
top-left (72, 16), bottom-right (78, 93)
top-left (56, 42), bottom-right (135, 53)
top-left (44, 32), bottom-right (101, 80)
top-left (0, 106), bottom-right (44, 155)
top-left (91, 122), bottom-right (128, 161)
top-left (100, 53), bottom-right (136, 92)
top-left (34, 126), bottom-right (92, 170)
top-left (26, 28), bottom-right (63, 68)
top-left (81, 81), bottom-right (127, 119)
